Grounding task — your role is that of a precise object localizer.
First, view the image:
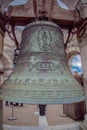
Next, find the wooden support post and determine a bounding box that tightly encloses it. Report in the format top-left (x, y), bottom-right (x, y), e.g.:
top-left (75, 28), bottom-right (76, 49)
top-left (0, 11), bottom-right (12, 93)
top-left (0, 100), bottom-right (3, 130)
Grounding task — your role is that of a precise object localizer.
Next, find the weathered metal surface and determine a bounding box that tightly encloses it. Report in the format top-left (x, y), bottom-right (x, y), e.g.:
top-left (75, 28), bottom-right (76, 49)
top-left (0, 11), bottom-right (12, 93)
top-left (0, 21), bottom-right (86, 104)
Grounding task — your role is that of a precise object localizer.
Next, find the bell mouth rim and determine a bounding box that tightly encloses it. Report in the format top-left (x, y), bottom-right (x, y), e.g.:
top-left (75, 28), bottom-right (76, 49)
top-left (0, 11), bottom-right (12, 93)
top-left (0, 95), bottom-right (86, 105)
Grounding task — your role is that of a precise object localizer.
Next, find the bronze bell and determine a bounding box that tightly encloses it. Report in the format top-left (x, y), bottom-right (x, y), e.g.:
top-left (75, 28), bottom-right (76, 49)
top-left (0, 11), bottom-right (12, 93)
top-left (0, 21), bottom-right (86, 104)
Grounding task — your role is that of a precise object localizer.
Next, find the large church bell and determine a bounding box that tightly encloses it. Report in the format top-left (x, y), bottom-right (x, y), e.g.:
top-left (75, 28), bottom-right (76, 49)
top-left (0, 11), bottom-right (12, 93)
top-left (0, 21), bottom-right (86, 104)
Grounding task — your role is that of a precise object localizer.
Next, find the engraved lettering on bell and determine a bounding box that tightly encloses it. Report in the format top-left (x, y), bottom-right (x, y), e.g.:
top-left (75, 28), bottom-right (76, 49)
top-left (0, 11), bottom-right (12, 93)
top-left (0, 21), bottom-right (86, 104)
top-left (35, 62), bottom-right (55, 70)
top-left (38, 28), bottom-right (52, 51)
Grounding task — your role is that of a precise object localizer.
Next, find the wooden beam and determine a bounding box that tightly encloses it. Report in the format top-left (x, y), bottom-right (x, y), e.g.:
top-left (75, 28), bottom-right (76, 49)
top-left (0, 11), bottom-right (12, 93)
top-left (32, 0), bottom-right (38, 20)
top-left (0, 15), bottom-right (77, 29)
top-left (0, 16), bottom-right (6, 31)
top-left (49, 0), bottom-right (55, 20)
top-left (38, 0), bottom-right (47, 18)
top-left (42, 0), bottom-right (46, 13)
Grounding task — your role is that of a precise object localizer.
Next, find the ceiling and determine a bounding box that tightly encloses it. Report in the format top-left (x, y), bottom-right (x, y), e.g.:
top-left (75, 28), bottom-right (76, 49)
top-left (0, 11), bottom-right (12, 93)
top-left (0, 0), bottom-right (80, 29)
top-left (0, 0), bottom-right (79, 12)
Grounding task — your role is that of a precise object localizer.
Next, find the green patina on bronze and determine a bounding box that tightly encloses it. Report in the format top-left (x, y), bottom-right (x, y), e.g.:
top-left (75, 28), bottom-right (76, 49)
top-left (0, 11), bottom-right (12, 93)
top-left (0, 21), bottom-right (86, 104)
